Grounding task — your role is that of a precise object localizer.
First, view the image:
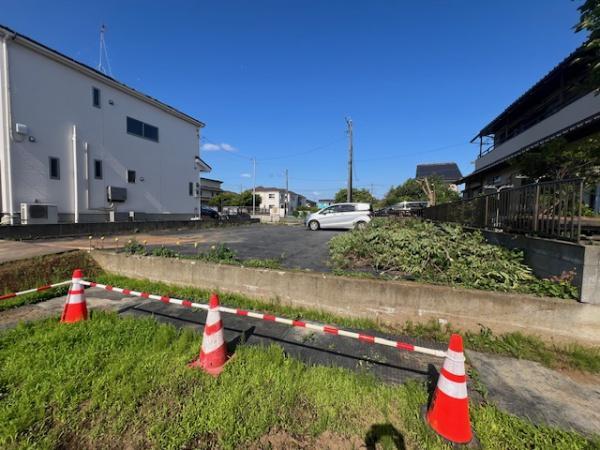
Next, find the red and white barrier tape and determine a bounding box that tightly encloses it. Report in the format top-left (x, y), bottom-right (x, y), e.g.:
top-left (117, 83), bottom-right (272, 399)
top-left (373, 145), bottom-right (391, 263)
top-left (0, 280), bottom-right (72, 301)
top-left (82, 280), bottom-right (447, 358)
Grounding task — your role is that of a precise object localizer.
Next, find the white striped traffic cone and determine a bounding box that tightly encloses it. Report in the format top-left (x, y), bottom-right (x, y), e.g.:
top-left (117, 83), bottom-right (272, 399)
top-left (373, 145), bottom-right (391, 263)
top-left (426, 333), bottom-right (473, 444)
top-left (60, 269), bottom-right (88, 323)
top-left (189, 293), bottom-right (228, 376)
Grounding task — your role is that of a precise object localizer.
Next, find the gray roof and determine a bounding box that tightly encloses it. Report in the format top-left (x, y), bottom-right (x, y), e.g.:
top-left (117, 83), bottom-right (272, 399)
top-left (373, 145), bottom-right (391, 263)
top-left (416, 163), bottom-right (462, 182)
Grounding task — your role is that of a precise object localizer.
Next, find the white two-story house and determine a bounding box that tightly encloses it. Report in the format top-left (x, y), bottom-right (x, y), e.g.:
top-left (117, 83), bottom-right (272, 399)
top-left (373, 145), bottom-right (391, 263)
top-left (255, 186), bottom-right (307, 217)
top-left (0, 24), bottom-right (206, 224)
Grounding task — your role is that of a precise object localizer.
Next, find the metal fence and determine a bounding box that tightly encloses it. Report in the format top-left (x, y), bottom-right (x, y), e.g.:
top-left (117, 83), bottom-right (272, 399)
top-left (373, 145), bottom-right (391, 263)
top-left (421, 178), bottom-right (584, 242)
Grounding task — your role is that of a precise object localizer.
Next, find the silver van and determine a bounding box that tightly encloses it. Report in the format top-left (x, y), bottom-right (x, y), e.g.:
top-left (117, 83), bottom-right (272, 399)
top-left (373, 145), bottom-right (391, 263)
top-left (305, 202), bottom-right (372, 231)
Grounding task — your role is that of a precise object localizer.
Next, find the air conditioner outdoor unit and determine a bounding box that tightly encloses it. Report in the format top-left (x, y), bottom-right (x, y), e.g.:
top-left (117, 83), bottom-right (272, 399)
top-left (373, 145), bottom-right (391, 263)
top-left (20, 203), bottom-right (58, 225)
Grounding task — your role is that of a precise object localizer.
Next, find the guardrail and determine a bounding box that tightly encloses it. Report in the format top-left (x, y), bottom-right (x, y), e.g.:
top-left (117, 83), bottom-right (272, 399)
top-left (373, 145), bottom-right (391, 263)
top-left (422, 178), bottom-right (584, 242)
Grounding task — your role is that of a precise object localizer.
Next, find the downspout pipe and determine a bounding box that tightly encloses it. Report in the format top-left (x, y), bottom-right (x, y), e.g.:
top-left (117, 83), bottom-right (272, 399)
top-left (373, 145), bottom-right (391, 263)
top-left (72, 125), bottom-right (79, 223)
top-left (1, 30), bottom-right (15, 224)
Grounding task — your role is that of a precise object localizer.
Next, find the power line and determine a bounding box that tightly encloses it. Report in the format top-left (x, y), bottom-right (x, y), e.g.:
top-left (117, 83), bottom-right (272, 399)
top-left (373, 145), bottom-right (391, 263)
top-left (257, 135), bottom-right (346, 161)
top-left (355, 142), bottom-right (468, 162)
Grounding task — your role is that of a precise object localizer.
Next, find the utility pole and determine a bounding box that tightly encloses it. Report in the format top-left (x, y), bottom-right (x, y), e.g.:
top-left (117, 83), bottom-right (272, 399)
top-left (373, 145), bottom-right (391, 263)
top-left (285, 169), bottom-right (289, 216)
top-left (346, 117), bottom-right (353, 202)
top-left (252, 158), bottom-right (256, 215)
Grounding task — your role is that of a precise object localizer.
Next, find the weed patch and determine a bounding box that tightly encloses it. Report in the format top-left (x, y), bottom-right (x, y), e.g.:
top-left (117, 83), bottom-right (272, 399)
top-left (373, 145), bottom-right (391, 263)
top-left (0, 251), bottom-right (101, 311)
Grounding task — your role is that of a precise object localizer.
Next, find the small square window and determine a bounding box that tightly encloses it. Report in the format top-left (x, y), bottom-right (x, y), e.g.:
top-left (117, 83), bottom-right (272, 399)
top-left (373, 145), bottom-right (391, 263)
top-left (127, 170), bottom-right (136, 183)
top-left (94, 160), bottom-right (103, 179)
top-left (92, 87), bottom-right (101, 108)
top-left (49, 157), bottom-right (60, 180)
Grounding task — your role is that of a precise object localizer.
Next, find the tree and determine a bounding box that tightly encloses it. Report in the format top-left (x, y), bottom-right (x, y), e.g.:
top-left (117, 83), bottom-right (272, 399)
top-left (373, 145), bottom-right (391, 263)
top-left (208, 192), bottom-right (239, 209)
top-left (238, 190), bottom-right (262, 207)
top-left (382, 176), bottom-right (459, 206)
top-left (333, 188), bottom-right (376, 204)
top-left (575, 0), bottom-right (600, 89)
top-left (511, 131), bottom-right (600, 187)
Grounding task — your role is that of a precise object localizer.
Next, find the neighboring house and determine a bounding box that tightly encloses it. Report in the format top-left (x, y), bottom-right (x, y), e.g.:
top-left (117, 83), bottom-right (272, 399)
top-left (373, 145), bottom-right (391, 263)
top-left (459, 46), bottom-right (600, 212)
top-left (199, 177), bottom-right (223, 205)
top-left (255, 186), bottom-right (303, 217)
top-left (0, 24), bottom-right (205, 224)
top-left (317, 199), bottom-right (334, 209)
top-left (305, 199), bottom-right (317, 208)
top-left (416, 162), bottom-right (462, 192)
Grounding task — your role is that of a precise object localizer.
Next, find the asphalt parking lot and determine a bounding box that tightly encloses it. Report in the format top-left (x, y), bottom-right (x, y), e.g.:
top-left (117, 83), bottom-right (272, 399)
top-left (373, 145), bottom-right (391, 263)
top-left (28, 223), bottom-right (344, 272)
top-left (163, 224), bottom-right (344, 271)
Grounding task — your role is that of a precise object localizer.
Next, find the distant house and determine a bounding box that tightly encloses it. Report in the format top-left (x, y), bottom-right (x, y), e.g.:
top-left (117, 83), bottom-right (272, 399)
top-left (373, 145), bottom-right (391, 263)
top-left (317, 199), bottom-right (334, 209)
top-left (199, 177), bottom-right (223, 205)
top-left (459, 46), bottom-right (600, 212)
top-left (255, 186), bottom-right (306, 217)
top-left (416, 163), bottom-right (462, 184)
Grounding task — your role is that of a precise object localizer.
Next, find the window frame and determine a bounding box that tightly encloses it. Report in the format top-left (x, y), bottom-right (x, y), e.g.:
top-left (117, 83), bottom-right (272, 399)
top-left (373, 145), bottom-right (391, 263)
top-left (49, 157), bottom-right (60, 180)
top-left (189, 182), bottom-right (194, 196)
top-left (92, 87), bottom-right (101, 108)
top-left (127, 170), bottom-right (136, 184)
top-left (126, 116), bottom-right (160, 142)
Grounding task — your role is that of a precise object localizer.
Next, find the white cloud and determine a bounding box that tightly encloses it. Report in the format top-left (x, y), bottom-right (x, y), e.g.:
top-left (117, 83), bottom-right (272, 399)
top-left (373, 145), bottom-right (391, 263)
top-left (202, 142), bottom-right (238, 152)
top-left (240, 173), bottom-right (251, 178)
top-left (312, 191), bottom-right (320, 197)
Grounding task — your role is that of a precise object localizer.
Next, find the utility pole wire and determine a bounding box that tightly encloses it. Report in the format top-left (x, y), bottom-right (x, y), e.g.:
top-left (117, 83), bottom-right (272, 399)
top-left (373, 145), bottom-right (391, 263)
top-left (346, 117), bottom-right (353, 203)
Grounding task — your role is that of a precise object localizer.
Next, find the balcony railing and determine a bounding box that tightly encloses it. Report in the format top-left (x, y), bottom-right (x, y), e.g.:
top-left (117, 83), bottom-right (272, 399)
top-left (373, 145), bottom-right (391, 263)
top-left (421, 178), bottom-right (584, 242)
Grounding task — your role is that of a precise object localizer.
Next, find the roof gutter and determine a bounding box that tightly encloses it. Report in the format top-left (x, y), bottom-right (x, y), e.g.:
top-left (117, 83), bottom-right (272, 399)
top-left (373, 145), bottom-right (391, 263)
top-left (0, 26), bottom-right (205, 129)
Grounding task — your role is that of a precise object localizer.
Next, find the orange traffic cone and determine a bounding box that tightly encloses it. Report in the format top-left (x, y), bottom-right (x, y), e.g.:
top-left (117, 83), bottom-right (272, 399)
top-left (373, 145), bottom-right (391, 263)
top-left (189, 293), bottom-right (228, 376)
top-left (60, 269), bottom-right (88, 323)
top-left (426, 333), bottom-right (473, 444)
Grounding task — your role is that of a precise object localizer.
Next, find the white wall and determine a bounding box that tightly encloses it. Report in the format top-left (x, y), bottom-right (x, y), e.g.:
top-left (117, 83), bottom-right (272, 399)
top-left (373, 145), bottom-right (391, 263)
top-left (476, 92), bottom-right (600, 171)
top-left (2, 40), bottom-right (201, 221)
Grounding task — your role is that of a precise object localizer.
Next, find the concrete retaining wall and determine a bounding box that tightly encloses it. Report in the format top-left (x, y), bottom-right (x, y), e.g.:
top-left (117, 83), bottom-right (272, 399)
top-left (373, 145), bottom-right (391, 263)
top-left (91, 252), bottom-right (600, 345)
top-left (480, 230), bottom-right (600, 304)
top-left (0, 217), bottom-right (259, 240)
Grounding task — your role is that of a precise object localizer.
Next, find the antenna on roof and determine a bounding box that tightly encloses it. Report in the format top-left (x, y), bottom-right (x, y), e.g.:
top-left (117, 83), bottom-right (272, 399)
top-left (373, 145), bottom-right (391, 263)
top-left (97, 24), bottom-right (113, 77)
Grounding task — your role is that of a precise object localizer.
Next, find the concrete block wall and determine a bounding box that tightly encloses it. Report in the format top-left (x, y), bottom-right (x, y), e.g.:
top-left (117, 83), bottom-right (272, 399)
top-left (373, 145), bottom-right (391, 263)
top-left (481, 230), bottom-right (600, 304)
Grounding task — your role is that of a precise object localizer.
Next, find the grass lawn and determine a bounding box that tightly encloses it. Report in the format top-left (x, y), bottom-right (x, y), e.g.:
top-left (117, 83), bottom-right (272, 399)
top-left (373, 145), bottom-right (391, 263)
top-left (0, 312), bottom-right (597, 450)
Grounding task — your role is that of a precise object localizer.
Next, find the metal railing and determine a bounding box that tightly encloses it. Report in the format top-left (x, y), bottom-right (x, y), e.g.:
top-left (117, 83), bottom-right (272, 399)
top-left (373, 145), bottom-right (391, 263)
top-left (421, 178), bottom-right (584, 242)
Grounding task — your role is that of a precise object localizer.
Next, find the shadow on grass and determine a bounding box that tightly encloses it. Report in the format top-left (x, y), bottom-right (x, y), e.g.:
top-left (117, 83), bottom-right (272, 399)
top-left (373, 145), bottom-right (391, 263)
top-left (365, 423), bottom-right (406, 449)
top-left (124, 304), bottom-right (432, 378)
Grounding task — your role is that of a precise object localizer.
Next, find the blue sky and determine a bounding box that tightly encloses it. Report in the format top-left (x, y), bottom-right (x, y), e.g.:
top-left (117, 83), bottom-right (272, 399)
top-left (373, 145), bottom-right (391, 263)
top-left (1, 1), bottom-right (586, 200)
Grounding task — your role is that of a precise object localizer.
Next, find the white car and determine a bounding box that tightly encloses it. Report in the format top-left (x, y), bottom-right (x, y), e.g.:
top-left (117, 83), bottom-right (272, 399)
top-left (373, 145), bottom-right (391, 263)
top-left (305, 203), bottom-right (372, 231)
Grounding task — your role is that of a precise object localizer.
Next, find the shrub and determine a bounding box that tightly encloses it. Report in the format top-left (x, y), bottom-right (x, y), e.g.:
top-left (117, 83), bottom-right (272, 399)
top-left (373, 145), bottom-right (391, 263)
top-left (123, 239), bottom-right (147, 255)
top-left (329, 218), bottom-right (578, 299)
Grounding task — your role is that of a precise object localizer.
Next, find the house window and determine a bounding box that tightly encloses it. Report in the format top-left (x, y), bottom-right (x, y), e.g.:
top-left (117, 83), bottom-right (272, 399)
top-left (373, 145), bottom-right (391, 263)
top-left (127, 170), bottom-right (136, 183)
top-left (189, 182), bottom-right (194, 196)
top-left (92, 87), bottom-right (101, 108)
top-left (268, 193), bottom-right (275, 199)
top-left (49, 157), bottom-right (60, 180)
top-left (126, 117), bottom-right (159, 142)
top-left (94, 160), bottom-right (103, 179)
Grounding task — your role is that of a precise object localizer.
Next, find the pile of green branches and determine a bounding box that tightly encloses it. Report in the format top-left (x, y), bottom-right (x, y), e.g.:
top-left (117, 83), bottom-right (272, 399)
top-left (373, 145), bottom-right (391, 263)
top-left (329, 218), bottom-right (578, 299)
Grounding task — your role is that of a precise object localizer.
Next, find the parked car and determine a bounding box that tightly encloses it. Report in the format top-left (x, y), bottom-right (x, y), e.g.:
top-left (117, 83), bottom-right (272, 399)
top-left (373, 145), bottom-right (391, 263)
top-left (394, 201), bottom-right (428, 216)
top-left (202, 207), bottom-right (220, 219)
top-left (189, 207), bottom-right (220, 220)
top-left (305, 203), bottom-right (372, 231)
